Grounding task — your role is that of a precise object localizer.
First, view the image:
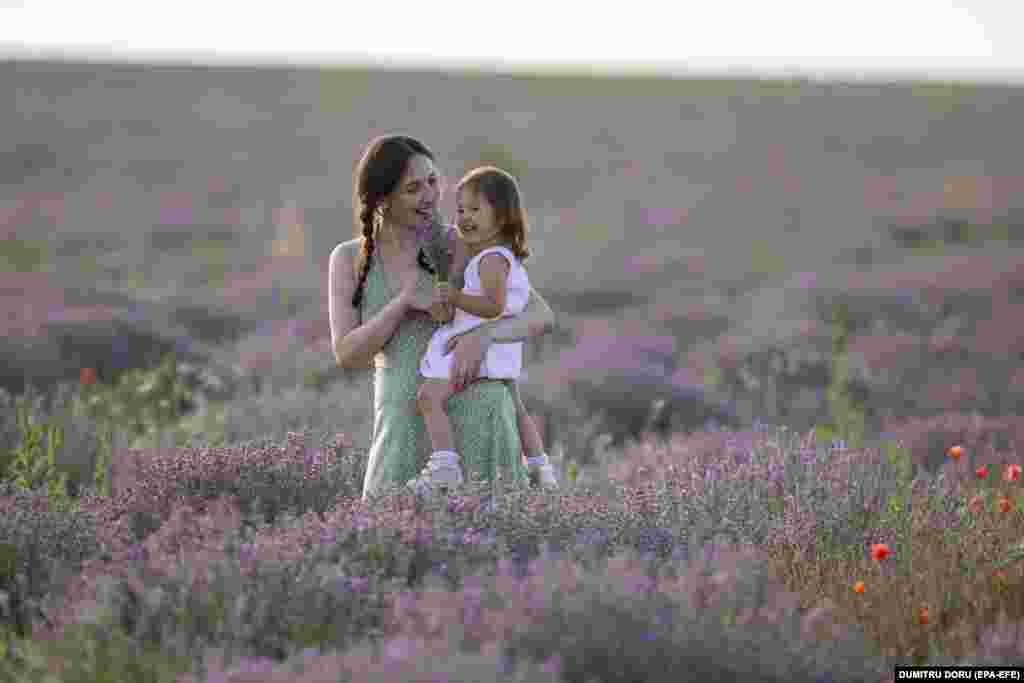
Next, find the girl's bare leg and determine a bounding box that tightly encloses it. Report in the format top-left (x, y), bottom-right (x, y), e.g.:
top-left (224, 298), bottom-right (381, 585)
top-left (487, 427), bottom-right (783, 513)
top-left (509, 380), bottom-right (545, 458)
top-left (417, 378), bottom-right (457, 453)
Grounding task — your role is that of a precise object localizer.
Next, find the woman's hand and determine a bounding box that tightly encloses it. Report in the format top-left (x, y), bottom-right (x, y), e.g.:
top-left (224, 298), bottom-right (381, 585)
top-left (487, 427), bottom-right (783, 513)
top-left (398, 269), bottom-right (435, 312)
top-left (447, 328), bottom-right (487, 391)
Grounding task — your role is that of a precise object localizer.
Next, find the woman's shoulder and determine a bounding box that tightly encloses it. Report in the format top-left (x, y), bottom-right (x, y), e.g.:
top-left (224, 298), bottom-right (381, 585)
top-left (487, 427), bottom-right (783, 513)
top-left (331, 237), bottom-right (368, 277)
top-left (335, 236), bottom-right (365, 253)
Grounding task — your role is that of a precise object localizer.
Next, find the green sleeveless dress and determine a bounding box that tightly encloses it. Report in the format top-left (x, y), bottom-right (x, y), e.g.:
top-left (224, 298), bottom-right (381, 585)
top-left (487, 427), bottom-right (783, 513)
top-left (358, 240), bottom-right (529, 502)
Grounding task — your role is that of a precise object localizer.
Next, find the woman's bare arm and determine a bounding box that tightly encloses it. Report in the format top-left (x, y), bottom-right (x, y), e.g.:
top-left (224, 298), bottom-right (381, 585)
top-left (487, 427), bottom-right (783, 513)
top-left (330, 241), bottom-right (411, 369)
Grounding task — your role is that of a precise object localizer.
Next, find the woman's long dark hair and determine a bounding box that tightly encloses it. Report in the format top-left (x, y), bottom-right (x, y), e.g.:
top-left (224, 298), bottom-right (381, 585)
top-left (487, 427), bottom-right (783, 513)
top-left (351, 134), bottom-right (436, 309)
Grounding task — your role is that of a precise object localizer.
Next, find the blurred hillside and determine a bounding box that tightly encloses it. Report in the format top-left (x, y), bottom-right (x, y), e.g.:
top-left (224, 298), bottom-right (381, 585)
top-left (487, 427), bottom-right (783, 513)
top-left (3, 58), bottom-right (1023, 443)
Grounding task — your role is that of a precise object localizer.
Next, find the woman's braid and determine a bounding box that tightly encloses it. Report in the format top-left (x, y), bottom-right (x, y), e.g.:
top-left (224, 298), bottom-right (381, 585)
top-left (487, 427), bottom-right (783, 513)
top-left (351, 205), bottom-right (377, 309)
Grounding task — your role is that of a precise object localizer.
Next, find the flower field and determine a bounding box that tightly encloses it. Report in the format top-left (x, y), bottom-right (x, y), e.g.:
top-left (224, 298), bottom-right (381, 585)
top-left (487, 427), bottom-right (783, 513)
top-left (1, 366), bottom-right (1023, 682)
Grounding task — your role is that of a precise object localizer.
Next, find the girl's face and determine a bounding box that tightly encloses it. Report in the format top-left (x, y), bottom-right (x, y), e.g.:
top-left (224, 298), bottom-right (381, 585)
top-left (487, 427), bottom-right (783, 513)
top-left (456, 187), bottom-right (503, 247)
top-left (385, 154), bottom-right (440, 231)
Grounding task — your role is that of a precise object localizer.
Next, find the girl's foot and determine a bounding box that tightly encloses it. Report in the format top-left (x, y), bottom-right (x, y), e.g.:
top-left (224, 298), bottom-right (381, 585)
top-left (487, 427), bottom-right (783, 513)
top-left (406, 452), bottom-right (464, 496)
top-left (527, 454), bottom-right (559, 490)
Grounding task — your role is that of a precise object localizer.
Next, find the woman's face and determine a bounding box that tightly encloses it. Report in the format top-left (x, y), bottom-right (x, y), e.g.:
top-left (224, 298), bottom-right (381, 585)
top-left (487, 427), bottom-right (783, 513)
top-left (384, 154), bottom-right (441, 231)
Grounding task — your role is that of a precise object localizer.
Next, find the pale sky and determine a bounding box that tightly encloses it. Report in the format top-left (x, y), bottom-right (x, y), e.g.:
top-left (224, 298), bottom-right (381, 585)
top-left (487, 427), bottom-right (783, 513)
top-left (2, 0), bottom-right (1023, 84)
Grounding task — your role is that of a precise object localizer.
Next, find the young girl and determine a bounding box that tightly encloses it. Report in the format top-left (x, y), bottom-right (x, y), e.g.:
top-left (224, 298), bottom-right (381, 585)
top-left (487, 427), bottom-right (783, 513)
top-left (408, 166), bottom-right (558, 496)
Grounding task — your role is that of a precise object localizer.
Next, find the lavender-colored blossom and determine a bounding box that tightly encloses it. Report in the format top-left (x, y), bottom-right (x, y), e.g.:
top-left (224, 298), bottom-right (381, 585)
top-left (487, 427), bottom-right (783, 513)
top-left (641, 630), bottom-right (658, 641)
top-left (576, 527), bottom-right (609, 547)
top-left (796, 271), bottom-right (817, 289)
top-left (480, 496), bottom-right (496, 514)
top-left (330, 575), bottom-right (349, 595)
top-left (320, 528), bottom-right (337, 545)
top-left (768, 462), bottom-right (785, 483)
top-left (349, 576), bottom-right (369, 593)
top-left (127, 543), bottom-right (145, 561)
top-left (704, 464), bottom-right (722, 482)
top-left (234, 656), bottom-right (276, 673)
top-left (703, 542), bottom-right (721, 564)
top-left (239, 543), bottom-right (256, 562)
top-left (384, 637), bottom-right (416, 662)
top-left (800, 448), bottom-right (817, 465)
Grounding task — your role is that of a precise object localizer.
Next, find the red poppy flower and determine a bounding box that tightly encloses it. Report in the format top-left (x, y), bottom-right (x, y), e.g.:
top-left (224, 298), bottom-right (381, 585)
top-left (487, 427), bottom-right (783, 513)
top-left (977, 464), bottom-right (989, 479)
top-left (918, 607), bottom-right (930, 625)
top-left (999, 495), bottom-right (1013, 513)
top-left (969, 495), bottom-right (985, 513)
top-left (871, 543), bottom-right (891, 561)
top-left (1004, 464), bottom-right (1022, 483)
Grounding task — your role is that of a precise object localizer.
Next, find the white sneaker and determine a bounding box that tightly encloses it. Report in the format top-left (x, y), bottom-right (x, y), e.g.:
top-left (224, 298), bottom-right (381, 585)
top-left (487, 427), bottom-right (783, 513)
top-left (406, 453), bottom-right (464, 496)
top-left (527, 455), bottom-right (559, 490)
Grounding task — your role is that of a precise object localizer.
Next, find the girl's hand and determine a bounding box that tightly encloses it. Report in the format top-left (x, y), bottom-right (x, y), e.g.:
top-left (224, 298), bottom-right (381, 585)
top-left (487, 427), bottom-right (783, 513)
top-left (436, 281), bottom-right (455, 306)
top-left (430, 301), bottom-right (454, 324)
top-left (447, 329), bottom-right (486, 391)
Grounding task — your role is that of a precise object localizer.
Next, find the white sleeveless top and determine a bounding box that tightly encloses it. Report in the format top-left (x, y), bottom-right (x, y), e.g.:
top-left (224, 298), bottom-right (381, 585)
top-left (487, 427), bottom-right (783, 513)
top-left (419, 245), bottom-right (530, 380)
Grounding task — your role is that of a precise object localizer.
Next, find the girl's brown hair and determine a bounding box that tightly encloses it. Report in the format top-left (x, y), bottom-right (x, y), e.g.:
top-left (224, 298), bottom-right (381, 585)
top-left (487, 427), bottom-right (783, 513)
top-left (350, 134), bottom-right (437, 309)
top-left (456, 166), bottom-right (531, 264)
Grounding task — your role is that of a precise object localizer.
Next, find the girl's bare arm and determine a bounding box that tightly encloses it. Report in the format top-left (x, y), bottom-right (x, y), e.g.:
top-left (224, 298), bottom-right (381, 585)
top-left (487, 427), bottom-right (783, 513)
top-left (475, 284), bottom-right (555, 344)
top-left (445, 226), bottom-right (555, 345)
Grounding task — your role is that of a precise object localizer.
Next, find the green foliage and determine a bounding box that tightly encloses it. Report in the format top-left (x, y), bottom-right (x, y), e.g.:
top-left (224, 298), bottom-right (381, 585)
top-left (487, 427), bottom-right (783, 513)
top-left (566, 461), bottom-right (578, 485)
top-left (0, 619), bottom-right (193, 683)
top-left (821, 301), bottom-right (867, 453)
top-left (1, 399), bottom-right (74, 514)
top-left (880, 439), bottom-right (915, 578)
top-left (0, 239), bottom-right (48, 273)
top-left (750, 237), bottom-right (787, 275)
top-left (72, 352), bottom-right (194, 453)
top-left (473, 142), bottom-right (530, 182)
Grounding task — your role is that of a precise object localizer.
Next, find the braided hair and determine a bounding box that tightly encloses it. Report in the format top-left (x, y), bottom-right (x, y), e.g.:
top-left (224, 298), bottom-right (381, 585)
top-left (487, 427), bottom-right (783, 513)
top-left (351, 135), bottom-right (437, 310)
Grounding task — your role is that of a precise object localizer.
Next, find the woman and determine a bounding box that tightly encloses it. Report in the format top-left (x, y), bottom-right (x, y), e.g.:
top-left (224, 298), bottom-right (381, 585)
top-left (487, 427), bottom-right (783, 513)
top-left (329, 134), bottom-right (556, 502)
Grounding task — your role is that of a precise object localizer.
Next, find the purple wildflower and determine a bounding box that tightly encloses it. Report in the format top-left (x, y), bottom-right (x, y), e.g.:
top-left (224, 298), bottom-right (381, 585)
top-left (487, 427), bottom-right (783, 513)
top-left (542, 653), bottom-right (561, 675)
